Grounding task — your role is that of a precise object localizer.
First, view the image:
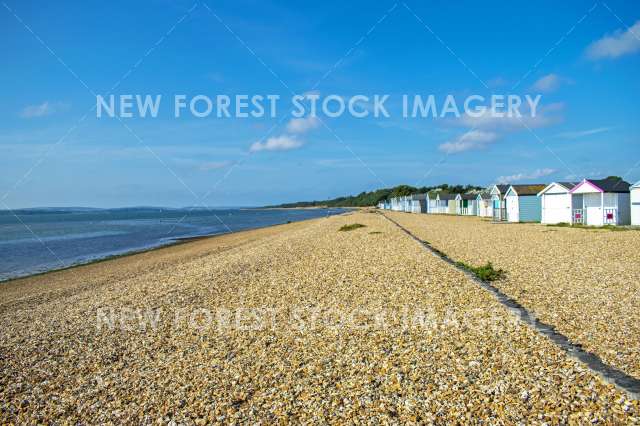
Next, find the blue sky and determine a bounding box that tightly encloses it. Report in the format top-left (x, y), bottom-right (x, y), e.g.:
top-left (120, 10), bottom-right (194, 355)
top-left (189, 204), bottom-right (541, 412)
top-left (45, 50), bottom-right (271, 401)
top-left (1, 0), bottom-right (639, 207)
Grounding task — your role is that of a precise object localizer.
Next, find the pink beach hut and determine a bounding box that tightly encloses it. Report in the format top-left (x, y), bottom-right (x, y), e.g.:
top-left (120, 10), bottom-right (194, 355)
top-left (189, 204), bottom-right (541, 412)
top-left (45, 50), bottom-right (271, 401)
top-left (569, 177), bottom-right (631, 226)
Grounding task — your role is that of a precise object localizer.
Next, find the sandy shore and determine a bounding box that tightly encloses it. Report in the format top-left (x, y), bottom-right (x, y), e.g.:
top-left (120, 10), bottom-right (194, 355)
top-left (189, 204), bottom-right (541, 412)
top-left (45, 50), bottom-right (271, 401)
top-left (1, 211), bottom-right (638, 423)
top-left (385, 211), bottom-right (640, 380)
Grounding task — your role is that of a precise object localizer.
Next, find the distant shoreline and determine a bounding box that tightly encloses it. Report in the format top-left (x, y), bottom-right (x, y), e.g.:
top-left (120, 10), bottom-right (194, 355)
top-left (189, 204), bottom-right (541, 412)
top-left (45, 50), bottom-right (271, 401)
top-left (256, 206), bottom-right (367, 210)
top-left (254, 206), bottom-right (331, 210)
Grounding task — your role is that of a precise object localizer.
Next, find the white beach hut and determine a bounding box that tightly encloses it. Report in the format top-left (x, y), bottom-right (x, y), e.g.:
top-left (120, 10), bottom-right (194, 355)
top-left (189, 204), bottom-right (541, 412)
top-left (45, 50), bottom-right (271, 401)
top-left (455, 193), bottom-right (478, 215)
top-left (569, 177), bottom-right (631, 226)
top-left (402, 196), bottom-right (411, 213)
top-left (409, 194), bottom-right (428, 213)
top-left (436, 193), bottom-right (457, 214)
top-left (632, 181), bottom-right (640, 226)
top-left (425, 192), bottom-right (438, 214)
top-left (390, 197), bottom-right (402, 211)
top-left (537, 182), bottom-right (581, 224)
top-left (489, 184), bottom-right (510, 221)
top-left (395, 196), bottom-right (403, 212)
top-left (476, 192), bottom-right (493, 217)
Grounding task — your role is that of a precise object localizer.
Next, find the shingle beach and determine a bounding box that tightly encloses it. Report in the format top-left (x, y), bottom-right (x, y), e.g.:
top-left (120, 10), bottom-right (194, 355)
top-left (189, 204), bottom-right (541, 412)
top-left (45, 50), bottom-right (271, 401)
top-left (1, 211), bottom-right (638, 423)
top-left (385, 211), bottom-right (640, 380)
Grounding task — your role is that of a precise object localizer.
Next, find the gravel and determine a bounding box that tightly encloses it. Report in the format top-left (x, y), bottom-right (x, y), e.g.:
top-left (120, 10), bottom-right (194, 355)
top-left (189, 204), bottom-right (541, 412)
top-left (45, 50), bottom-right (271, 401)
top-left (385, 211), bottom-right (640, 381)
top-left (1, 211), bottom-right (638, 423)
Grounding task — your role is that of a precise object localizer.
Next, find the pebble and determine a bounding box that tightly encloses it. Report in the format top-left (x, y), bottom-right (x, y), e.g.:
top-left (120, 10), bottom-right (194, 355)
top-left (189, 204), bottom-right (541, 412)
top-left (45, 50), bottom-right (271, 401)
top-left (0, 211), bottom-right (637, 423)
top-left (386, 211), bottom-right (640, 380)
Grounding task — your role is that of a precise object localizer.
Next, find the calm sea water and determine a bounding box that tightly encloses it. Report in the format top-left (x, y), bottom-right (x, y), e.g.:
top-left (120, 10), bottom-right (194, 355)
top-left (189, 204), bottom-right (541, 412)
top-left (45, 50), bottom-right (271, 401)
top-left (0, 207), bottom-right (348, 281)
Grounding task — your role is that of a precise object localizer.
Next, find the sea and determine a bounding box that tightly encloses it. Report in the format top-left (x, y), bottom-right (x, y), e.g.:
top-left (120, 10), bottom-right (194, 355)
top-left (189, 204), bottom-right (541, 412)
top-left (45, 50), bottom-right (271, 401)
top-left (0, 207), bottom-right (349, 282)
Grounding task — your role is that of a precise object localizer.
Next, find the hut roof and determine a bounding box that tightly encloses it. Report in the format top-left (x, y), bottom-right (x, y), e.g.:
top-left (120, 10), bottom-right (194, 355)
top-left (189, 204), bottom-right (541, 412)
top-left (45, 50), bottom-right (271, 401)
top-left (586, 177), bottom-right (630, 193)
top-left (537, 182), bottom-right (579, 196)
top-left (556, 182), bottom-right (578, 190)
top-left (494, 184), bottom-right (510, 194)
top-left (459, 193), bottom-right (477, 200)
top-left (438, 193), bottom-right (457, 200)
top-left (508, 184), bottom-right (547, 196)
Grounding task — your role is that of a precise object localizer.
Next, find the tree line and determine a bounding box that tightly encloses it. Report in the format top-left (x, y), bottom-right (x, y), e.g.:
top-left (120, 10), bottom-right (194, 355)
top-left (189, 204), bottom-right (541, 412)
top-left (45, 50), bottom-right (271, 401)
top-left (266, 184), bottom-right (484, 208)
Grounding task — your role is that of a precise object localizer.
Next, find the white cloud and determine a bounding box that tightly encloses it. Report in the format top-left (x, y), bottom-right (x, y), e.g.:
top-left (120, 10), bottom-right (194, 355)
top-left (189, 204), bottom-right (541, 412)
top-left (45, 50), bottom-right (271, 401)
top-left (286, 116), bottom-right (320, 134)
top-left (442, 102), bottom-right (563, 154)
top-left (251, 116), bottom-right (319, 154)
top-left (496, 168), bottom-right (556, 184)
top-left (531, 73), bottom-right (561, 92)
top-left (439, 130), bottom-right (498, 154)
top-left (250, 135), bottom-right (302, 153)
top-left (556, 127), bottom-right (612, 139)
top-left (587, 20), bottom-right (640, 60)
top-left (20, 101), bottom-right (62, 118)
top-left (199, 160), bottom-right (232, 171)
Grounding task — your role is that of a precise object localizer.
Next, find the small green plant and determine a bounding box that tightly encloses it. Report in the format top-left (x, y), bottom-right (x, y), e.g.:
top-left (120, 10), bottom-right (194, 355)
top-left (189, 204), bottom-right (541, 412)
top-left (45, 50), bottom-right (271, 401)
top-left (339, 223), bottom-right (366, 232)
top-left (456, 261), bottom-right (505, 282)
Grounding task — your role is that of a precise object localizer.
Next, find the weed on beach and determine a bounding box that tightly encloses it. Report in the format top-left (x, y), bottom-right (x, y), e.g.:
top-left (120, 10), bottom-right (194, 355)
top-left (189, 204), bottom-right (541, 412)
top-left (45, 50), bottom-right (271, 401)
top-left (456, 261), bottom-right (506, 282)
top-left (339, 223), bottom-right (366, 232)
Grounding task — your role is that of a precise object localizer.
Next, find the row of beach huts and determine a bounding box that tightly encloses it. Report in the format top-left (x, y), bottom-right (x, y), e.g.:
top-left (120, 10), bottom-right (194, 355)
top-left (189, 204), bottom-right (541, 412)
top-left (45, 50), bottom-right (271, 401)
top-left (377, 177), bottom-right (640, 226)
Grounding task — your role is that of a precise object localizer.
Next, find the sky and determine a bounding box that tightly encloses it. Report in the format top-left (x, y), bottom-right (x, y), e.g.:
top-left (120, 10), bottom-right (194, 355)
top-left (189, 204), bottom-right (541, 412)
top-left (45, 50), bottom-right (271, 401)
top-left (1, 0), bottom-right (639, 208)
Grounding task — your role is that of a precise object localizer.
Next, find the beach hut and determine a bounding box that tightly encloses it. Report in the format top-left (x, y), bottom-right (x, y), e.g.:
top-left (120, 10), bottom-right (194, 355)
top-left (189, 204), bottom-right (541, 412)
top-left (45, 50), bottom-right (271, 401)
top-left (489, 184), bottom-right (510, 221)
top-left (436, 193), bottom-right (456, 214)
top-left (537, 182), bottom-right (580, 224)
top-left (424, 192), bottom-right (437, 214)
top-left (409, 194), bottom-right (428, 213)
top-left (434, 193), bottom-right (445, 214)
top-left (390, 197), bottom-right (401, 211)
top-left (476, 192), bottom-right (493, 217)
top-left (569, 177), bottom-right (631, 226)
top-left (455, 193), bottom-right (478, 215)
top-left (504, 184), bottom-right (546, 222)
top-left (448, 195), bottom-right (458, 214)
top-left (402, 196), bottom-right (411, 213)
top-left (632, 181), bottom-right (640, 226)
